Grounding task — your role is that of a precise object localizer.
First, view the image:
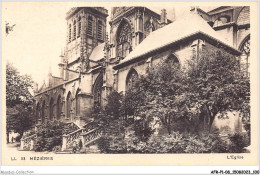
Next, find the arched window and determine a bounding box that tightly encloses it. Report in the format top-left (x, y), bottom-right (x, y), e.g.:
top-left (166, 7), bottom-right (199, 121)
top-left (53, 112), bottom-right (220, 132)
top-left (144, 19), bottom-right (155, 37)
top-left (97, 20), bottom-right (103, 40)
top-left (49, 98), bottom-right (54, 121)
top-left (87, 16), bottom-right (93, 36)
top-left (75, 89), bottom-right (80, 116)
top-left (42, 101), bottom-right (45, 123)
top-left (166, 54), bottom-right (180, 68)
top-left (240, 36), bottom-right (250, 56)
top-left (78, 16), bottom-right (81, 38)
top-left (117, 21), bottom-right (132, 58)
top-left (73, 20), bottom-right (76, 40)
top-left (239, 35), bottom-right (250, 75)
top-left (56, 95), bottom-right (62, 120)
top-left (93, 74), bottom-right (103, 111)
top-left (69, 24), bottom-right (72, 42)
top-left (66, 92), bottom-right (72, 119)
top-left (126, 68), bottom-right (138, 91)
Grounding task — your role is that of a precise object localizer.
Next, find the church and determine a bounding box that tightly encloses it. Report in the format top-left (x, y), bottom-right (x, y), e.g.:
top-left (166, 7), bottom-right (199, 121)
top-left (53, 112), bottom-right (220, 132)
top-left (33, 6), bottom-right (250, 130)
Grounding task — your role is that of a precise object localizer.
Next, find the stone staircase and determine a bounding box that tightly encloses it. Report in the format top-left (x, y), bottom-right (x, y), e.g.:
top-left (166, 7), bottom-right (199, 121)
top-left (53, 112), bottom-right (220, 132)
top-left (19, 120), bottom-right (103, 153)
top-left (59, 120), bottom-right (103, 153)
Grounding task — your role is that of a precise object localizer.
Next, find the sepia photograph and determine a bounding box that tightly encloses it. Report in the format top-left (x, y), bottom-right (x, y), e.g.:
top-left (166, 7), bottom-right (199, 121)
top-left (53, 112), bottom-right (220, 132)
top-left (1, 1), bottom-right (258, 167)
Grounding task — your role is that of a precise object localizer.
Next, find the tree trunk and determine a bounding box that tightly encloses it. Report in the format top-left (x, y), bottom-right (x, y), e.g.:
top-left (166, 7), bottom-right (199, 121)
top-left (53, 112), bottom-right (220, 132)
top-left (209, 116), bottom-right (215, 131)
top-left (205, 104), bottom-right (216, 132)
top-left (6, 131), bottom-right (9, 144)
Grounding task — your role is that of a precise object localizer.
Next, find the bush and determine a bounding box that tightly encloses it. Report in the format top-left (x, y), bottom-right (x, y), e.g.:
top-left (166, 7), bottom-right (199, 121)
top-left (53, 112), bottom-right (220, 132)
top-left (52, 145), bottom-right (61, 152)
top-left (229, 132), bottom-right (250, 153)
top-left (98, 128), bottom-right (250, 153)
top-left (34, 121), bottom-right (63, 152)
top-left (145, 132), bottom-right (186, 153)
top-left (133, 120), bottom-right (154, 142)
top-left (97, 119), bottom-right (127, 153)
top-left (15, 134), bottom-right (22, 142)
top-left (97, 136), bottom-right (110, 153)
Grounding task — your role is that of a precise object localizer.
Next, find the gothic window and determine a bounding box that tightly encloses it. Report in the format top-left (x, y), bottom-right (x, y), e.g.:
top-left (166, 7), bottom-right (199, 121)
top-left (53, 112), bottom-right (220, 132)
top-left (239, 36), bottom-right (250, 75)
top-left (42, 101), bottom-right (45, 123)
top-left (144, 19), bottom-right (155, 37)
top-left (66, 92), bottom-right (72, 119)
top-left (69, 24), bottom-right (72, 42)
top-left (56, 95), bottom-right (61, 120)
top-left (241, 37), bottom-right (250, 56)
top-left (73, 20), bottom-right (76, 40)
top-left (78, 16), bottom-right (81, 38)
top-left (166, 54), bottom-right (180, 68)
top-left (117, 21), bottom-right (131, 58)
top-left (75, 89), bottom-right (80, 116)
top-left (87, 16), bottom-right (93, 36)
top-left (97, 20), bottom-right (103, 40)
top-left (49, 98), bottom-right (54, 121)
top-left (126, 69), bottom-right (138, 91)
top-left (93, 75), bottom-right (103, 112)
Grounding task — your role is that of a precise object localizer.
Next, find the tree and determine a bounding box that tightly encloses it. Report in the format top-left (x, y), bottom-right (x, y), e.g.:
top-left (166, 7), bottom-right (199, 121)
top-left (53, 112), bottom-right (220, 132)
top-left (121, 49), bottom-right (250, 134)
top-left (183, 49), bottom-right (250, 130)
top-left (121, 60), bottom-right (186, 135)
top-left (6, 62), bottom-right (34, 142)
top-left (104, 90), bottom-right (122, 120)
top-left (6, 62), bottom-right (34, 107)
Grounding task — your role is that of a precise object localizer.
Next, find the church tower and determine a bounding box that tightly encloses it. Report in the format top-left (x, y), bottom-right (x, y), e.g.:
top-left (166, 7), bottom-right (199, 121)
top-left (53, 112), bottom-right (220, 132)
top-left (109, 7), bottom-right (171, 60)
top-left (62, 7), bottom-right (108, 72)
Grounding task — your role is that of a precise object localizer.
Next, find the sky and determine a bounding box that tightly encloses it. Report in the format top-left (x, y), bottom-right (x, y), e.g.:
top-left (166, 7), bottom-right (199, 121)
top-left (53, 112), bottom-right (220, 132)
top-left (2, 2), bottom-right (215, 86)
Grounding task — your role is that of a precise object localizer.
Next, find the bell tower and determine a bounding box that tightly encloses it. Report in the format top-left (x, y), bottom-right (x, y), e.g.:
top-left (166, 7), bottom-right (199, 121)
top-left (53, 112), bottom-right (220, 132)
top-left (63, 7), bottom-right (108, 72)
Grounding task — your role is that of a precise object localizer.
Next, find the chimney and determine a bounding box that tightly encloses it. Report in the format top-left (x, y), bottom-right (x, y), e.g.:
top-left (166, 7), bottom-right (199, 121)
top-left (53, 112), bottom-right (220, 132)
top-left (160, 9), bottom-right (167, 24)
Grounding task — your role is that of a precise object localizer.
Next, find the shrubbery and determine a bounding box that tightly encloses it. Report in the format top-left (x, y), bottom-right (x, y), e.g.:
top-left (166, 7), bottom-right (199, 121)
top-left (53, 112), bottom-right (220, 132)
top-left (96, 49), bottom-right (250, 154)
top-left (98, 128), bottom-right (250, 153)
top-left (34, 121), bottom-right (64, 152)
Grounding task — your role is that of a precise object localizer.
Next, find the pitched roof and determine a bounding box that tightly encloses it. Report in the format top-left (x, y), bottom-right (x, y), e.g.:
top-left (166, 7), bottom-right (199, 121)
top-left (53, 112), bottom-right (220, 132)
top-left (89, 43), bottom-right (105, 62)
top-left (114, 11), bottom-right (240, 69)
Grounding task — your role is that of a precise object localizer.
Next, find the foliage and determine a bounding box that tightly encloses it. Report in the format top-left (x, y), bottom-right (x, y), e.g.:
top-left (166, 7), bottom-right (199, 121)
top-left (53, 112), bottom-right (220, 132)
top-left (133, 119), bottom-right (154, 142)
top-left (104, 90), bottom-right (123, 120)
top-left (97, 119), bottom-right (127, 153)
top-left (35, 121), bottom-right (64, 152)
top-left (15, 135), bottom-right (22, 142)
top-left (120, 59), bottom-right (196, 134)
top-left (229, 132), bottom-right (250, 153)
top-left (78, 139), bottom-right (83, 150)
top-left (6, 63), bottom-right (34, 142)
top-left (7, 104), bottom-right (34, 138)
top-left (100, 130), bottom-right (249, 153)
top-left (52, 145), bottom-right (62, 153)
top-left (97, 49), bottom-right (250, 153)
top-left (119, 49), bottom-right (250, 134)
top-left (183, 50), bottom-right (250, 129)
top-left (6, 62), bottom-right (34, 107)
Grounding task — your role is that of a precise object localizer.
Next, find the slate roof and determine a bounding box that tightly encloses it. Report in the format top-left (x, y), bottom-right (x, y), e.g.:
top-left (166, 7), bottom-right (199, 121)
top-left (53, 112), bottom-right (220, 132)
top-left (114, 11), bottom-right (241, 69)
top-left (89, 43), bottom-right (105, 62)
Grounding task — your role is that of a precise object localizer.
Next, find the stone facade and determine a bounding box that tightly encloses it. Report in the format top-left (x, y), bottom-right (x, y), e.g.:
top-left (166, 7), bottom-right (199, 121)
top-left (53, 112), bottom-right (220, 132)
top-left (34, 6), bottom-right (250, 130)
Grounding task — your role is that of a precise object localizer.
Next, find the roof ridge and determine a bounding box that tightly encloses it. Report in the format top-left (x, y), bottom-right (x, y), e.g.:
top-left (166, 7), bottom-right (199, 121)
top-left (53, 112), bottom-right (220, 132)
top-left (116, 11), bottom-right (238, 68)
